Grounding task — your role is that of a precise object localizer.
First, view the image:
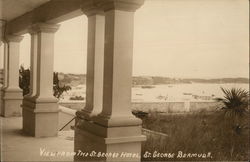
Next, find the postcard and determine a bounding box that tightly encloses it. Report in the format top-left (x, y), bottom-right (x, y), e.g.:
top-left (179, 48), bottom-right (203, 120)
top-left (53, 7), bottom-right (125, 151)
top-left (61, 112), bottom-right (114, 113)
top-left (0, 0), bottom-right (249, 161)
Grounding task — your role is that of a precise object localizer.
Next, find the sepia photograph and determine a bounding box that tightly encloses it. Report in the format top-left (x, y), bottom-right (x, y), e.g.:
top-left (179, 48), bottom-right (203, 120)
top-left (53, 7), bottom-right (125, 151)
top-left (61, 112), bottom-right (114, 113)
top-left (0, 0), bottom-right (249, 161)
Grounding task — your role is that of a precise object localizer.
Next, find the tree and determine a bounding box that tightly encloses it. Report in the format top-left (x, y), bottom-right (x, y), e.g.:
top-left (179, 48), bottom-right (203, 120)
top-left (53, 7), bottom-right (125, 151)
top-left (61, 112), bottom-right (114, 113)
top-left (216, 87), bottom-right (249, 126)
top-left (215, 87), bottom-right (249, 157)
top-left (19, 66), bottom-right (71, 98)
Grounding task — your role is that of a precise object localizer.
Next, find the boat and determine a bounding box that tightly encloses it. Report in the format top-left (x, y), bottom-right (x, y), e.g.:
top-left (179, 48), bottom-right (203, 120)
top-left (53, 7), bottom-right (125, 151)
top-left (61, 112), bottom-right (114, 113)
top-left (141, 85), bottom-right (155, 89)
top-left (183, 92), bottom-right (192, 95)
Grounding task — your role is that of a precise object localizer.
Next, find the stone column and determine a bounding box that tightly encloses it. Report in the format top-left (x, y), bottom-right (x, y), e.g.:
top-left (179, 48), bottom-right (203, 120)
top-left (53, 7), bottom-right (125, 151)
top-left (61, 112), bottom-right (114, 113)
top-left (0, 41), bottom-right (3, 84)
top-left (2, 35), bottom-right (23, 117)
top-left (26, 31), bottom-right (38, 97)
top-left (77, 6), bottom-right (105, 119)
top-left (1, 42), bottom-right (8, 116)
top-left (22, 23), bottom-right (60, 137)
top-left (0, 41), bottom-right (4, 115)
top-left (74, 1), bottom-right (146, 161)
top-left (3, 43), bottom-right (8, 88)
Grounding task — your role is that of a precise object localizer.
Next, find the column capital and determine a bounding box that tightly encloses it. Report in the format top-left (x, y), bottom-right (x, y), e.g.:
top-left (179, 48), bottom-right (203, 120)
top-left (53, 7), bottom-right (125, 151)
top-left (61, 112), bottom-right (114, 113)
top-left (28, 23), bottom-right (60, 34)
top-left (81, 0), bottom-right (104, 16)
top-left (5, 35), bottom-right (24, 43)
top-left (95, 0), bottom-right (145, 12)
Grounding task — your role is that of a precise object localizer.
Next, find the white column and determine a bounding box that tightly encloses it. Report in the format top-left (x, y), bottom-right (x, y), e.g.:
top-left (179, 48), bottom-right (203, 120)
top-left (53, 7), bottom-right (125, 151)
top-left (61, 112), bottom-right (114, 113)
top-left (34, 23), bottom-right (59, 101)
top-left (0, 42), bottom-right (8, 116)
top-left (0, 4), bottom-right (3, 115)
top-left (0, 41), bottom-right (3, 84)
top-left (0, 42), bottom-right (4, 115)
top-left (74, 1), bottom-right (145, 162)
top-left (22, 23), bottom-right (60, 137)
top-left (3, 43), bottom-right (8, 88)
top-left (79, 8), bottom-right (105, 118)
top-left (25, 32), bottom-right (38, 97)
top-left (6, 35), bottom-right (23, 90)
top-left (2, 35), bottom-right (23, 117)
top-left (93, 1), bottom-right (144, 127)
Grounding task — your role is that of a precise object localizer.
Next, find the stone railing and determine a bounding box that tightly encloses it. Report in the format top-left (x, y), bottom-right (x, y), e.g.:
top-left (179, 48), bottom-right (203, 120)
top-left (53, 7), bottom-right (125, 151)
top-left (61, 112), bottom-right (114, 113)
top-left (58, 105), bottom-right (76, 131)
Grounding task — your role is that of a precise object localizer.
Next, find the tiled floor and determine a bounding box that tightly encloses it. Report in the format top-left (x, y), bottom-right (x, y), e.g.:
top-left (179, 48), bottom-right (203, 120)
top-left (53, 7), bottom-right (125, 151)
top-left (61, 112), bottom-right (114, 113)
top-left (1, 117), bottom-right (74, 161)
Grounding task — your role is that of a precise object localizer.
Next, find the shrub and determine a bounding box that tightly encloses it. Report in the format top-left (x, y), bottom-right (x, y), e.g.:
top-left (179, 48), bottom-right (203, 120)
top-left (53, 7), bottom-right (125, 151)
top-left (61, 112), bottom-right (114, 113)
top-left (132, 110), bottom-right (149, 119)
top-left (215, 87), bottom-right (249, 126)
top-left (215, 87), bottom-right (249, 158)
top-left (141, 111), bottom-right (249, 161)
top-left (19, 66), bottom-right (30, 96)
top-left (19, 66), bottom-right (71, 98)
top-left (140, 88), bottom-right (249, 161)
top-left (69, 96), bottom-right (84, 101)
top-left (53, 72), bottom-right (71, 98)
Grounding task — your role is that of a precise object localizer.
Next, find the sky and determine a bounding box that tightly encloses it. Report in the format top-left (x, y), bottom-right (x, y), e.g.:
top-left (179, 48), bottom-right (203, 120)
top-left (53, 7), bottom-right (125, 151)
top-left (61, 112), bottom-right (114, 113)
top-left (18, 0), bottom-right (249, 78)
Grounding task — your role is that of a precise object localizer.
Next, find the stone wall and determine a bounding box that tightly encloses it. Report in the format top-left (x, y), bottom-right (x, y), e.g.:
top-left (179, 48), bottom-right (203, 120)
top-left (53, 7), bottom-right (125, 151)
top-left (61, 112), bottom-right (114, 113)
top-left (132, 101), bottom-right (220, 113)
top-left (59, 101), bottom-right (221, 113)
top-left (142, 128), bottom-right (168, 142)
top-left (59, 101), bottom-right (85, 111)
top-left (189, 101), bottom-right (221, 112)
top-left (58, 106), bottom-right (76, 131)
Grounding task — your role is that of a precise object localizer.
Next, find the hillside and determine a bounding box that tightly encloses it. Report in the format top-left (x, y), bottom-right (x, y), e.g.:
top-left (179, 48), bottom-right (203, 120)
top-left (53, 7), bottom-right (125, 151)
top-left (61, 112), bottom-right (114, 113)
top-left (58, 73), bottom-right (249, 86)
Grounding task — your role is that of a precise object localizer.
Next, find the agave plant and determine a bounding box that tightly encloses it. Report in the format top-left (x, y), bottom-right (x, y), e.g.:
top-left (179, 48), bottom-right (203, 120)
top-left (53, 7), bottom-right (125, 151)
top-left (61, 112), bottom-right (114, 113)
top-left (216, 87), bottom-right (249, 129)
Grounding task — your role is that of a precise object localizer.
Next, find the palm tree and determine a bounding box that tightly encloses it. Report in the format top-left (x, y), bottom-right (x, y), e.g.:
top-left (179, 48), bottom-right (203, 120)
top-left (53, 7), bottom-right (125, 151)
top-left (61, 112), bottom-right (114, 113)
top-left (215, 87), bottom-right (249, 157)
top-left (216, 87), bottom-right (249, 123)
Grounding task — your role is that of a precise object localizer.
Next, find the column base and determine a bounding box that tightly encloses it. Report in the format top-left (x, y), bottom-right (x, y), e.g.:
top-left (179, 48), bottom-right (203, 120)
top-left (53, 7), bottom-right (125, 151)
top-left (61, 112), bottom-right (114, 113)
top-left (74, 114), bottom-right (146, 162)
top-left (2, 88), bottom-right (23, 117)
top-left (76, 109), bottom-right (92, 120)
top-left (22, 97), bottom-right (59, 137)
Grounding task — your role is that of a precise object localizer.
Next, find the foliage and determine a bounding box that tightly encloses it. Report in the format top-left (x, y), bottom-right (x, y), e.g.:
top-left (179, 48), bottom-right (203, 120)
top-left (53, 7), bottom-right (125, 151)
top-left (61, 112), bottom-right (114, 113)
top-left (138, 88), bottom-right (249, 161)
top-left (215, 87), bottom-right (249, 125)
top-left (19, 66), bottom-right (71, 98)
top-left (132, 110), bottom-right (149, 119)
top-left (53, 72), bottom-right (71, 98)
top-left (69, 96), bottom-right (84, 101)
top-left (19, 66), bottom-right (30, 96)
top-left (214, 87), bottom-right (249, 157)
top-left (140, 111), bottom-right (249, 161)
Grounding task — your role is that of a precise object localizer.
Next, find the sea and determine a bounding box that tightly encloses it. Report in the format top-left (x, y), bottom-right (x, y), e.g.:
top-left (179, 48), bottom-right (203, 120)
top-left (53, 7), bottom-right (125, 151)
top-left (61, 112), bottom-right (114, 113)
top-left (61, 83), bottom-right (249, 103)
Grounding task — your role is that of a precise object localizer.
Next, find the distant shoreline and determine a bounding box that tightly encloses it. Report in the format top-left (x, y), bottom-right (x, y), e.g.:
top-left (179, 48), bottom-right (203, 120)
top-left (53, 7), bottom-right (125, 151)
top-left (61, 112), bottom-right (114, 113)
top-left (57, 72), bottom-right (249, 86)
